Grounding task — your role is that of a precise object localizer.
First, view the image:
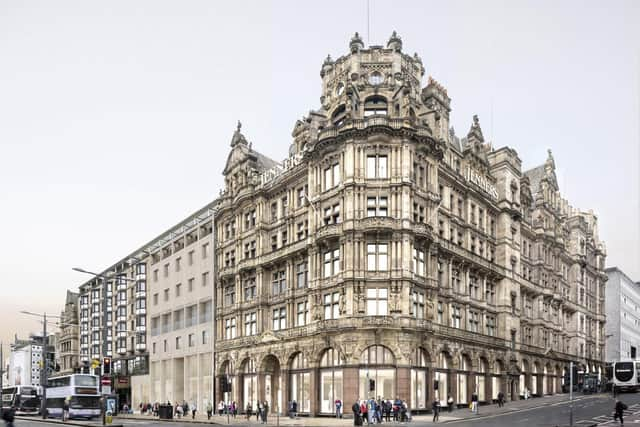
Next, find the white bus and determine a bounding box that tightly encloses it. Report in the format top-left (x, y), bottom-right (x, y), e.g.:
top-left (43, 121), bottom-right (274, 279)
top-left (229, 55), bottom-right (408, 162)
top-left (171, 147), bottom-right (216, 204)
top-left (1, 385), bottom-right (41, 413)
top-left (612, 361), bottom-right (640, 393)
top-left (45, 374), bottom-right (101, 419)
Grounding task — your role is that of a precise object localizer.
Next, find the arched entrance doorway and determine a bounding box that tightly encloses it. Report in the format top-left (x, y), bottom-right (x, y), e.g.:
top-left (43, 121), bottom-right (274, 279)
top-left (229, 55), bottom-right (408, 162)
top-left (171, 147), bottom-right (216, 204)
top-left (288, 352), bottom-right (310, 413)
top-left (219, 359), bottom-right (234, 404)
top-left (319, 348), bottom-right (343, 414)
top-left (240, 358), bottom-right (257, 410)
top-left (434, 351), bottom-right (452, 404)
top-left (260, 355), bottom-right (281, 414)
top-left (359, 345), bottom-right (396, 400)
top-left (410, 348), bottom-right (429, 410)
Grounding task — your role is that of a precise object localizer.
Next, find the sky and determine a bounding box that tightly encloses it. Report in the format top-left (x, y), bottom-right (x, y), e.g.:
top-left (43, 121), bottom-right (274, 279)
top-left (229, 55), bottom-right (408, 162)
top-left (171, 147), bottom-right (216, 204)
top-left (1, 0), bottom-right (639, 356)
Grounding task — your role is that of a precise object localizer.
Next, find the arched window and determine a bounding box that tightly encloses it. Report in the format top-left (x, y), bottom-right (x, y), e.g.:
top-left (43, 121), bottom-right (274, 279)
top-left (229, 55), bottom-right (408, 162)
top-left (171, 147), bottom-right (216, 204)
top-left (331, 105), bottom-right (346, 126)
top-left (319, 349), bottom-right (343, 414)
top-left (364, 96), bottom-right (388, 116)
top-left (477, 358), bottom-right (488, 401)
top-left (411, 348), bottom-right (429, 410)
top-left (457, 355), bottom-right (472, 404)
top-left (492, 360), bottom-right (504, 400)
top-left (360, 345), bottom-right (395, 364)
top-left (241, 358), bottom-right (257, 409)
top-left (289, 352), bottom-right (310, 412)
top-left (435, 352), bottom-right (450, 404)
top-left (359, 346), bottom-right (396, 399)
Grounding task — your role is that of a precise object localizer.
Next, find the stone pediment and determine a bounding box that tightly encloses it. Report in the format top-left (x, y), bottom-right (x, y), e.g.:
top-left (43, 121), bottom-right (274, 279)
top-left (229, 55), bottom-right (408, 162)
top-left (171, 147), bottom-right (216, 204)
top-left (223, 143), bottom-right (251, 175)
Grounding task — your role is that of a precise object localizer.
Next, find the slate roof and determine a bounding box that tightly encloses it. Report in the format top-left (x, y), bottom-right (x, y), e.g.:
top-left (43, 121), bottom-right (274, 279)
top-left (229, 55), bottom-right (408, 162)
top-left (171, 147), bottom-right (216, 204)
top-left (523, 164), bottom-right (546, 196)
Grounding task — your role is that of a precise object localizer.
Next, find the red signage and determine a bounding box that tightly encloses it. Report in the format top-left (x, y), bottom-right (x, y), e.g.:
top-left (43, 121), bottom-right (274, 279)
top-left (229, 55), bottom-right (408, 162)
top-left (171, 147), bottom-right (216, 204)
top-left (117, 377), bottom-right (129, 385)
top-left (101, 377), bottom-right (111, 386)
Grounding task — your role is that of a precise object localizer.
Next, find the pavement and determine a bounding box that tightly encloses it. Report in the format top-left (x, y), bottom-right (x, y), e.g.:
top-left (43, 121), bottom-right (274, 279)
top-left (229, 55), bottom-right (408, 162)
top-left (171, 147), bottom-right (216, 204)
top-left (14, 392), bottom-right (640, 427)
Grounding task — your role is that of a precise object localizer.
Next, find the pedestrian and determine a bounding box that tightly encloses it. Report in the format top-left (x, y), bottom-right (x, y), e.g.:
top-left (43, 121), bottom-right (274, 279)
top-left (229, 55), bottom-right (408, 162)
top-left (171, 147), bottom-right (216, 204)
top-left (256, 401), bottom-right (261, 422)
top-left (191, 401), bottom-right (197, 419)
top-left (335, 398), bottom-right (342, 418)
top-left (447, 395), bottom-right (454, 412)
top-left (361, 400), bottom-right (368, 424)
top-left (471, 392), bottom-right (478, 414)
top-left (218, 400), bottom-right (224, 416)
top-left (175, 403), bottom-right (183, 419)
top-left (497, 391), bottom-right (504, 407)
top-left (62, 396), bottom-right (70, 421)
top-left (261, 401), bottom-right (268, 424)
top-left (432, 398), bottom-right (440, 422)
top-left (614, 399), bottom-right (627, 425)
top-left (384, 399), bottom-right (391, 422)
top-left (246, 402), bottom-right (252, 420)
top-left (2, 405), bottom-right (15, 427)
top-left (352, 400), bottom-right (362, 426)
top-left (206, 401), bottom-right (213, 420)
top-left (292, 399), bottom-right (298, 418)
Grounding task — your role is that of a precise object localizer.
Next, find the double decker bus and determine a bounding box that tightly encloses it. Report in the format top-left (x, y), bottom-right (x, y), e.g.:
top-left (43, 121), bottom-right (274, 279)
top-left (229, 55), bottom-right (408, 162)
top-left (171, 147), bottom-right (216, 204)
top-left (611, 361), bottom-right (640, 393)
top-left (1, 385), bottom-right (41, 413)
top-left (45, 374), bottom-right (101, 419)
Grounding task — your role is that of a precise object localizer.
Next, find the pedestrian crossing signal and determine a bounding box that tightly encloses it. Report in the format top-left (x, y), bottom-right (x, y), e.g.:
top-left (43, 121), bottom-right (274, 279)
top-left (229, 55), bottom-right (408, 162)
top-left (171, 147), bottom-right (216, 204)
top-left (369, 379), bottom-right (375, 391)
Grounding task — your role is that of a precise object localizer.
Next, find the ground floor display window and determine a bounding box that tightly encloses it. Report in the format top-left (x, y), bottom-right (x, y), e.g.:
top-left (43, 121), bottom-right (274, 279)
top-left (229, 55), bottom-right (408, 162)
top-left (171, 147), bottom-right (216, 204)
top-left (319, 348), bottom-right (343, 414)
top-left (242, 358), bottom-right (257, 409)
top-left (359, 368), bottom-right (395, 400)
top-left (411, 369), bottom-right (426, 410)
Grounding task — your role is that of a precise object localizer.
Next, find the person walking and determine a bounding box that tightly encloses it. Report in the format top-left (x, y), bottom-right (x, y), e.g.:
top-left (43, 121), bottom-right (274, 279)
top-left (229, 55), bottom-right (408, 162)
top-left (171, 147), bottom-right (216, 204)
top-left (62, 396), bottom-right (70, 421)
top-left (218, 400), bottom-right (224, 416)
top-left (206, 401), bottom-right (213, 420)
top-left (614, 399), bottom-right (628, 425)
top-left (352, 400), bottom-right (362, 426)
top-left (432, 398), bottom-right (441, 422)
top-left (2, 405), bottom-right (15, 427)
top-left (497, 391), bottom-right (504, 407)
top-left (335, 398), bottom-right (342, 418)
top-left (261, 401), bottom-right (268, 424)
top-left (292, 400), bottom-right (298, 418)
top-left (447, 395), bottom-right (454, 412)
top-left (191, 401), bottom-right (197, 419)
top-left (471, 392), bottom-right (478, 414)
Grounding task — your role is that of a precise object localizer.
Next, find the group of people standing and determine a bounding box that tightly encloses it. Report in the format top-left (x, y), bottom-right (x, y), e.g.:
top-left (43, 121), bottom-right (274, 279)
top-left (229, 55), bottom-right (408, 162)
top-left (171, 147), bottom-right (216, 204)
top-left (351, 398), bottom-right (411, 425)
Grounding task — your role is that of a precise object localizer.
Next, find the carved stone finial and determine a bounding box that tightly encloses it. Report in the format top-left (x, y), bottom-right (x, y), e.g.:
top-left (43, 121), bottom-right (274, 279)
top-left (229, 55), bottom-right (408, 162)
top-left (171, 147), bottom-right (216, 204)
top-left (473, 114), bottom-right (480, 127)
top-left (387, 31), bottom-right (402, 52)
top-left (237, 120), bottom-right (242, 132)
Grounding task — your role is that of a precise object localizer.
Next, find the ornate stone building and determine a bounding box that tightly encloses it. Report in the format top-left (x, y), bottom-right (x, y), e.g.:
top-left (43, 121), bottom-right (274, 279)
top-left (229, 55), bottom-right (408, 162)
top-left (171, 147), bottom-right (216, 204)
top-left (213, 32), bottom-right (606, 415)
top-left (53, 290), bottom-right (80, 376)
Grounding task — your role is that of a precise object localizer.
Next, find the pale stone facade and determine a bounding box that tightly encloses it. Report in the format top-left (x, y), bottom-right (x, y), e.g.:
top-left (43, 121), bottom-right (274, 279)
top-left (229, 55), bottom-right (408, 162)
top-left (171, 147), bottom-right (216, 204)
top-left (53, 290), bottom-right (80, 377)
top-left (147, 205), bottom-right (215, 409)
top-left (213, 32), bottom-right (607, 415)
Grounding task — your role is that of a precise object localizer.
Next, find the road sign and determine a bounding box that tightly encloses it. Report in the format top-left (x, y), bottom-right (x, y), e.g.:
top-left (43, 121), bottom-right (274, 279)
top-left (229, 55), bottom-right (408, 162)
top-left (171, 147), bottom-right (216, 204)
top-left (101, 377), bottom-right (111, 386)
top-left (102, 385), bottom-right (111, 395)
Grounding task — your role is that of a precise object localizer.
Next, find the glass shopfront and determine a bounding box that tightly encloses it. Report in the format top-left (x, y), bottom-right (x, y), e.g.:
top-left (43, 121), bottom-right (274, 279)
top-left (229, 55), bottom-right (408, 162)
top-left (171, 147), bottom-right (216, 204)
top-left (435, 352), bottom-right (451, 404)
top-left (242, 358), bottom-right (257, 409)
top-left (410, 348), bottom-right (428, 410)
top-left (477, 358), bottom-right (488, 402)
top-left (319, 348), bottom-right (343, 414)
top-left (359, 346), bottom-right (396, 400)
top-left (289, 353), bottom-right (311, 413)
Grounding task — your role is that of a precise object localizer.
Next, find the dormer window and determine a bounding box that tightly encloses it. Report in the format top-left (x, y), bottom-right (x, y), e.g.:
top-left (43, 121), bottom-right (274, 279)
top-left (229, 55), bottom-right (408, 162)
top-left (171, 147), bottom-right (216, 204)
top-left (364, 96), bottom-right (388, 116)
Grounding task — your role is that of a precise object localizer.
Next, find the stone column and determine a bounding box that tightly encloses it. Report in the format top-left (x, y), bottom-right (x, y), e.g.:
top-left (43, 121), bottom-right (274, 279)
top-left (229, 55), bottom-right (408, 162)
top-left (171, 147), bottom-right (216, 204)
top-left (309, 367), bottom-right (319, 416)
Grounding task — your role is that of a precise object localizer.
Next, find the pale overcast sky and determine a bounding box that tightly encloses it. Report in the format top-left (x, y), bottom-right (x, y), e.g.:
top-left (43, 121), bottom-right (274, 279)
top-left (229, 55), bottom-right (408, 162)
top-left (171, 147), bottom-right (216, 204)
top-left (1, 0), bottom-right (639, 353)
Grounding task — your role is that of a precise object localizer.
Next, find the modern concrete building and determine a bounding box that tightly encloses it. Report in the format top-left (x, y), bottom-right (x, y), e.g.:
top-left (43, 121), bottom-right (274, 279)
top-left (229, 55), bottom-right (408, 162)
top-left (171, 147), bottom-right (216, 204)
top-left (147, 203), bottom-right (216, 409)
top-left (53, 290), bottom-right (80, 376)
top-left (212, 32), bottom-right (607, 415)
top-left (605, 267), bottom-right (640, 361)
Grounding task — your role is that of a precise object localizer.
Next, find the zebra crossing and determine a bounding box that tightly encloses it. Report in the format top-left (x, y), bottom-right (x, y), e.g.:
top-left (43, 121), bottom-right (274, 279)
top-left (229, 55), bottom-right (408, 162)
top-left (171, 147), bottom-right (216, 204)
top-left (577, 402), bottom-right (640, 425)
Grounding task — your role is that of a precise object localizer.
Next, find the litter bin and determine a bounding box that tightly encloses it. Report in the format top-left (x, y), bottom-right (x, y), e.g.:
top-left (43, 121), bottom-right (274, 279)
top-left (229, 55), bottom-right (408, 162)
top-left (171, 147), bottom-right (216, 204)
top-left (106, 411), bottom-right (113, 424)
top-left (159, 405), bottom-right (173, 419)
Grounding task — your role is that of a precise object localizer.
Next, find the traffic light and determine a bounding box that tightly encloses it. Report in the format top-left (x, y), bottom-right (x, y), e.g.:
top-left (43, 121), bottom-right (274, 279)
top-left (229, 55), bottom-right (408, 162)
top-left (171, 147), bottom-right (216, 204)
top-left (103, 357), bottom-right (111, 374)
top-left (434, 379), bottom-right (439, 390)
top-left (369, 379), bottom-right (375, 392)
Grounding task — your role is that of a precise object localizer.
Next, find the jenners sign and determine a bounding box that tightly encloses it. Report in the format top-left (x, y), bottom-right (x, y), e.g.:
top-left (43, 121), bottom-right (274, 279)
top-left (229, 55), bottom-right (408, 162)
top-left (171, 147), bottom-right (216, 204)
top-left (259, 152), bottom-right (304, 186)
top-left (465, 167), bottom-right (499, 200)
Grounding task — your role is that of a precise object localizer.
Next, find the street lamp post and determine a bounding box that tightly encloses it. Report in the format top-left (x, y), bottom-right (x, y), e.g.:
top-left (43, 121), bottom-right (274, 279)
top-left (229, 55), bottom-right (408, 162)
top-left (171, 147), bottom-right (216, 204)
top-left (1, 341), bottom-right (4, 420)
top-left (20, 310), bottom-right (61, 419)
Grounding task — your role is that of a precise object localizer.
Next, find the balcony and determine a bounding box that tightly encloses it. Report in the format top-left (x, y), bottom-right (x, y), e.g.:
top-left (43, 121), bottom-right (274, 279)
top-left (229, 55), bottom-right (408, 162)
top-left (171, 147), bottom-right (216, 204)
top-left (136, 325), bottom-right (146, 334)
top-left (135, 290), bottom-right (146, 299)
top-left (316, 223), bottom-right (342, 242)
top-left (135, 274), bottom-right (146, 281)
top-left (360, 216), bottom-right (398, 232)
top-left (117, 347), bottom-right (127, 355)
top-left (135, 308), bottom-right (147, 316)
top-left (135, 343), bottom-right (146, 352)
top-left (261, 238), bottom-right (307, 266)
top-left (437, 239), bottom-right (506, 276)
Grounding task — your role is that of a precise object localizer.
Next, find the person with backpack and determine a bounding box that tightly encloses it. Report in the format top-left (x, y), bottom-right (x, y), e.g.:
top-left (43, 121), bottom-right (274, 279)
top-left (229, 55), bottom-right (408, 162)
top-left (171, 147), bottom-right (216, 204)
top-left (432, 398), bottom-right (441, 422)
top-left (615, 399), bottom-right (628, 425)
